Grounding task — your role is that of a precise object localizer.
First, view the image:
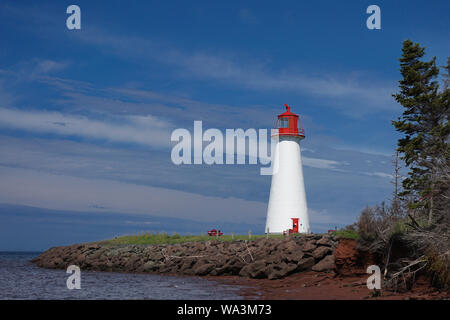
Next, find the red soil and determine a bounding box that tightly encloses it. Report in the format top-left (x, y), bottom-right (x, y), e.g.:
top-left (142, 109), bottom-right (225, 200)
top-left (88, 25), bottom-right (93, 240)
top-left (208, 239), bottom-right (448, 300)
top-left (210, 271), bottom-right (448, 300)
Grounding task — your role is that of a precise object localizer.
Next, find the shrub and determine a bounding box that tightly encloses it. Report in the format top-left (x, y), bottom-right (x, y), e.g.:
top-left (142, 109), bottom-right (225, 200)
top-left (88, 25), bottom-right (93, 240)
top-left (172, 232), bottom-right (181, 239)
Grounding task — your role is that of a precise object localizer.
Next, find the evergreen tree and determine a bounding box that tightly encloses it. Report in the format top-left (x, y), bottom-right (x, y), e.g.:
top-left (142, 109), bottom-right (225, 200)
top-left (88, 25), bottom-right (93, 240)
top-left (392, 40), bottom-right (449, 225)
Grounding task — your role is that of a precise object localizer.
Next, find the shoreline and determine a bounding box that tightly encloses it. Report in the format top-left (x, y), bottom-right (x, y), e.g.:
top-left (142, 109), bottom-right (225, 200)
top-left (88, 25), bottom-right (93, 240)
top-left (30, 236), bottom-right (448, 300)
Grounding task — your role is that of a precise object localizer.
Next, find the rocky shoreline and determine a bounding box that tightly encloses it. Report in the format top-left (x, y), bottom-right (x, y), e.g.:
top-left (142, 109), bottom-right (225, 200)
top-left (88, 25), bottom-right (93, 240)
top-left (32, 234), bottom-right (341, 280)
top-left (31, 234), bottom-right (449, 299)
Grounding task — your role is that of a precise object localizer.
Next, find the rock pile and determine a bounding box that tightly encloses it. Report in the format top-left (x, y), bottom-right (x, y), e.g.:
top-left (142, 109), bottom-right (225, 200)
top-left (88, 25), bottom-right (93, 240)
top-left (32, 234), bottom-right (338, 280)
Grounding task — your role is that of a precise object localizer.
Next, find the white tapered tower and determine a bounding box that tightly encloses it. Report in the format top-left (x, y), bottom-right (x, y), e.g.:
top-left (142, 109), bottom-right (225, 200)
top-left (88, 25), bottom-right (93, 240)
top-left (265, 104), bottom-right (310, 234)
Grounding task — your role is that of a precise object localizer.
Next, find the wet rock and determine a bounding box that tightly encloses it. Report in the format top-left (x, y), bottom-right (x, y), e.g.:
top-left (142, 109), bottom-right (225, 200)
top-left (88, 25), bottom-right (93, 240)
top-left (216, 257), bottom-right (244, 275)
top-left (179, 259), bottom-right (196, 272)
top-left (142, 261), bottom-right (158, 272)
top-left (193, 263), bottom-right (215, 276)
top-left (239, 260), bottom-right (268, 279)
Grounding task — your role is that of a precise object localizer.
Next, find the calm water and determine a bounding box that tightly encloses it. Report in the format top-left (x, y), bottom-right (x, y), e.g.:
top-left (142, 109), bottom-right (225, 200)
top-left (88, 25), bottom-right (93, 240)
top-left (0, 252), bottom-right (245, 300)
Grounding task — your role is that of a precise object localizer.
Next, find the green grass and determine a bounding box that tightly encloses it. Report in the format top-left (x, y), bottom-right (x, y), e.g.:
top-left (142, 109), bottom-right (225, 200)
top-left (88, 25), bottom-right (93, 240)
top-left (329, 229), bottom-right (359, 240)
top-left (100, 232), bottom-right (290, 245)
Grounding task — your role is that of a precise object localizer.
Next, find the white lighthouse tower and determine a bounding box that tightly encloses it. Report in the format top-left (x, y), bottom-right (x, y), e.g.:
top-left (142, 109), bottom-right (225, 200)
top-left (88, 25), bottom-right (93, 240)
top-left (265, 104), bottom-right (310, 234)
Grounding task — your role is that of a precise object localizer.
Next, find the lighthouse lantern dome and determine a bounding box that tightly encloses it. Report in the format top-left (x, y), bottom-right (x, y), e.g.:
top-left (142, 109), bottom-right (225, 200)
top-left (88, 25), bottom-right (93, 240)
top-left (275, 104), bottom-right (305, 138)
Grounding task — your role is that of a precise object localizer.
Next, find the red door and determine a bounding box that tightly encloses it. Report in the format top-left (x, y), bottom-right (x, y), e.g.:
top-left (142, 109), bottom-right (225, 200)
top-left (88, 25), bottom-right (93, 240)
top-left (291, 218), bottom-right (299, 233)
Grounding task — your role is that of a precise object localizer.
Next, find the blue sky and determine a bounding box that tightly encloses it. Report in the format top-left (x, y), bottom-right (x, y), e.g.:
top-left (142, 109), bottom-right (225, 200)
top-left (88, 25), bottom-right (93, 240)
top-left (0, 1), bottom-right (449, 250)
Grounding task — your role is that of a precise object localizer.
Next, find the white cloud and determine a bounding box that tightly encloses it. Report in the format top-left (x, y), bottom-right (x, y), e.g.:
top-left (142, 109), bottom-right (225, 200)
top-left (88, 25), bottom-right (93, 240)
top-left (33, 59), bottom-right (68, 75)
top-left (0, 107), bottom-right (172, 147)
top-left (73, 28), bottom-right (397, 116)
top-left (302, 156), bottom-right (340, 169)
top-left (0, 166), bottom-right (267, 224)
top-left (177, 53), bottom-right (395, 109)
top-left (363, 172), bottom-right (393, 179)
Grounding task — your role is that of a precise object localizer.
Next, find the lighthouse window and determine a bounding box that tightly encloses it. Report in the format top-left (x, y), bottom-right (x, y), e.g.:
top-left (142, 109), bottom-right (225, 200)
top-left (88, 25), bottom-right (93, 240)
top-left (278, 118), bottom-right (289, 128)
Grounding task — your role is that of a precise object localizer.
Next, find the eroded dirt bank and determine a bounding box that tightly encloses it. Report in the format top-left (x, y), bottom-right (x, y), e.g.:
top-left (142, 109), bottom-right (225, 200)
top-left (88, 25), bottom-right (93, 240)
top-left (212, 238), bottom-right (448, 300)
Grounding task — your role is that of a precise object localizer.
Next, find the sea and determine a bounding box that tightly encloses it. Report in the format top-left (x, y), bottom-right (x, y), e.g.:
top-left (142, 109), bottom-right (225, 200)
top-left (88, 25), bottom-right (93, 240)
top-left (0, 252), bottom-right (245, 300)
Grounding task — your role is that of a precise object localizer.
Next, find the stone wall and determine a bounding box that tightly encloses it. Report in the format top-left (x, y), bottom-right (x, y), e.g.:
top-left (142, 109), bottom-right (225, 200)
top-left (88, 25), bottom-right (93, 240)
top-left (32, 234), bottom-right (338, 280)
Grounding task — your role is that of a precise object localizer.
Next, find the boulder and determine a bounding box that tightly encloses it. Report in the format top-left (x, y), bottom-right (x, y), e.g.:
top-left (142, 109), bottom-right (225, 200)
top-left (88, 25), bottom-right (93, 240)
top-left (303, 240), bottom-right (317, 252)
top-left (76, 254), bottom-right (86, 264)
top-left (238, 264), bottom-right (252, 277)
top-left (316, 236), bottom-right (334, 246)
top-left (279, 239), bottom-right (298, 253)
top-left (264, 252), bottom-right (281, 264)
top-left (297, 257), bottom-right (315, 271)
top-left (142, 260), bottom-right (159, 272)
top-left (179, 259), bottom-right (195, 272)
top-left (239, 260), bottom-right (268, 279)
top-left (312, 246), bottom-right (332, 260)
top-left (267, 262), bottom-right (298, 280)
top-left (52, 257), bottom-right (64, 268)
top-left (284, 251), bottom-right (304, 263)
top-left (89, 249), bottom-right (106, 260)
top-left (312, 254), bottom-right (335, 272)
top-left (216, 257), bottom-right (245, 275)
top-left (193, 263), bottom-right (215, 276)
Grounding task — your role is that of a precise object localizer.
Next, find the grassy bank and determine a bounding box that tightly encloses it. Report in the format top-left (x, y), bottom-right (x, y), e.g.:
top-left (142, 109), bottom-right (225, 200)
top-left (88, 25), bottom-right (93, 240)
top-left (100, 232), bottom-right (290, 245)
top-left (329, 229), bottom-right (359, 240)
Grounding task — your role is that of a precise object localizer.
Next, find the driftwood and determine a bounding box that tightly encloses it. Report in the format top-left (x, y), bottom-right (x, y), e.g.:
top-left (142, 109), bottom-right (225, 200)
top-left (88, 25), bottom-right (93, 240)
top-left (384, 256), bottom-right (428, 291)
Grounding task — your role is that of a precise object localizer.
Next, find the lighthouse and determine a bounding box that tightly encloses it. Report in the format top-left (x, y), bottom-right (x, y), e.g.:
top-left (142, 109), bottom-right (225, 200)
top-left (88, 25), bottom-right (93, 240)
top-left (265, 104), bottom-right (310, 234)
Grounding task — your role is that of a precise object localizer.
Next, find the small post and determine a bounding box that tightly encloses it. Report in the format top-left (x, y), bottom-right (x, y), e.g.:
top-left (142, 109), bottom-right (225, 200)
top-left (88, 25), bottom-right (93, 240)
top-left (266, 228), bottom-right (269, 239)
top-left (232, 232), bottom-right (234, 240)
top-left (248, 230), bottom-right (252, 240)
top-left (201, 230), bottom-right (204, 237)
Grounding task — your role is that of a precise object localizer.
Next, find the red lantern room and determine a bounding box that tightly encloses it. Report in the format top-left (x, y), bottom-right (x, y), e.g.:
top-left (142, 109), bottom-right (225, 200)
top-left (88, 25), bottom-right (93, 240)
top-left (274, 104), bottom-right (305, 138)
